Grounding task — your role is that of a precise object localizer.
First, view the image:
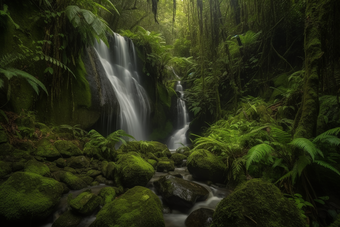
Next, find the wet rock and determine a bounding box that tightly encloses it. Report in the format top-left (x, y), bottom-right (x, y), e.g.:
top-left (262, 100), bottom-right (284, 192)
top-left (0, 172), bottom-right (64, 224)
top-left (35, 139), bottom-right (61, 160)
top-left (154, 175), bottom-right (209, 208)
top-left (58, 171), bottom-right (87, 190)
top-left (54, 140), bottom-right (83, 157)
top-left (67, 156), bottom-right (90, 169)
top-left (70, 190), bottom-right (102, 215)
top-left (52, 210), bottom-right (82, 227)
top-left (98, 187), bottom-right (116, 205)
top-left (0, 161), bottom-right (12, 178)
top-left (211, 179), bottom-right (306, 227)
top-left (116, 152), bottom-right (154, 188)
top-left (187, 149), bottom-right (227, 183)
top-left (185, 208), bottom-right (214, 227)
top-left (170, 153), bottom-right (187, 166)
top-left (157, 158), bottom-right (175, 172)
top-left (90, 186), bottom-right (164, 227)
top-left (24, 159), bottom-right (50, 177)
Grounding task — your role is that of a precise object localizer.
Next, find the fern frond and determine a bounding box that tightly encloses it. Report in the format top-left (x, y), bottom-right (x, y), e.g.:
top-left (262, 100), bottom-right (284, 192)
top-left (289, 138), bottom-right (319, 161)
top-left (271, 127), bottom-right (291, 144)
top-left (275, 170), bottom-right (294, 184)
top-left (296, 155), bottom-right (311, 176)
top-left (313, 127), bottom-right (340, 143)
top-left (315, 160), bottom-right (340, 176)
top-left (246, 144), bottom-right (274, 169)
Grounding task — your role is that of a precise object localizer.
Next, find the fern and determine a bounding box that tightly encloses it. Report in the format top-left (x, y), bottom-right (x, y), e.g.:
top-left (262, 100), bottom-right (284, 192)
top-left (246, 144), bottom-right (274, 169)
top-left (289, 138), bottom-right (321, 161)
top-left (313, 127), bottom-right (340, 143)
top-left (314, 160), bottom-right (340, 176)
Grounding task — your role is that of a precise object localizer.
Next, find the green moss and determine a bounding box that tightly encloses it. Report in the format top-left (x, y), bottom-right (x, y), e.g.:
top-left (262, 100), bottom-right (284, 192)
top-left (36, 139), bottom-right (61, 160)
top-left (170, 153), bottom-right (187, 166)
top-left (24, 160), bottom-right (50, 177)
top-left (59, 171), bottom-right (87, 190)
top-left (116, 152), bottom-right (154, 188)
top-left (70, 191), bottom-right (101, 215)
top-left (147, 159), bottom-right (157, 168)
top-left (54, 140), bottom-right (83, 157)
top-left (211, 179), bottom-right (306, 227)
top-left (156, 158), bottom-right (175, 172)
top-left (187, 149), bottom-right (227, 183)
top-left (90, 186), bottom-right (164, 227)
top-left (98, 187), bottom-right (116, 205)
top-left (0, 172), bottom-right (64, 223)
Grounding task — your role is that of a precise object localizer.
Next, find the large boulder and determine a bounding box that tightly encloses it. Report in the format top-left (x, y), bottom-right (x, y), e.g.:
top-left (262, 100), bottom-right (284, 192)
top-left (90, 186), bottom-right (164, 227)
top-left (154, 175), bottom-right (209, 208)
top-left (157, 157), bottom-right (175, 172)
top-left (211, 179), bottom-right (306, 227)
top-left (58, 171), bottom-right (87, 190)
top-left (170, 153), bottom-right (187, 166)
top-left (0, 172), bottom-right (64, 224)
top-left (98, 187), bottom-right (116, 205)
top-left (54, 140), bottom-right (83, 157)
top-left (36, 139), bottom-right (61, 160)
top-left (69, 191), bottom-right (102, 215)
top-left (187, 149), bottom-right (227, 183)
top-left (116, 152), bottom-right (154, 188)
top-left (24, 159), bottom-right (50, 177)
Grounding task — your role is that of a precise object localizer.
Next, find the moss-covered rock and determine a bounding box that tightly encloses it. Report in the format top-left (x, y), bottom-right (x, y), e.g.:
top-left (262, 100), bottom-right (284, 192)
top-left (83, 142), bottom-right (104, 160)
top-left (67, 156), bottom-right (90, 169)
top-left (118, 141), bottom-right (170, 155)
top-left (0, 172), bottom-right (64, 224)
top-left (36, 139), bottom-right (61, 160)
top-left (116, 152), bottom-right (154, 188)
top-left (95, 175), bottom-right (107, 184)
top-left (54, 140), bottom-right (83, 157)
top-left (55, 158), bottom-right (67, 167)
top-left (147, 159), bottom-right (157, 168)
top-left (86, 170), bottom-right (101, 177)
top-left (101, 162), bottom-right (116, 180)
top-left (154, 175), bottom-right (209, 208)
top-left (211, 179), bottom-right (306, 227)
top-left (70, 190), bottom-right (102, 215)
top-left (90, 186), bottom-right (164, 227)
top-left (59, 171), bottom-right (87, 190)
top-left (64, 166), bottom-right (77, 174)
top-left (98, 187), bottom-right (116, 205)
top-left (24, 159), bottom-right (50, 177)
top-left (156, 158), bottom-right (175, 172)
top-left (52, 210), bottom-right (83, 227)
top-left (78, 175), bottom-right (94, 185)
top-left (187, 149), bottom-right (227, 183)
top-left (170, 153), bottom-right (187, 166)
top-left (0, 161), bottom-right (12, 178)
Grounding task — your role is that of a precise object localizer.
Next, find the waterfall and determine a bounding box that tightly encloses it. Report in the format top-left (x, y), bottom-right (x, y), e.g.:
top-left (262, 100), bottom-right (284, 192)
top-left (94, 34), bottom-right (150, 141)
top-left (168, 78), bottom-right (190, 150)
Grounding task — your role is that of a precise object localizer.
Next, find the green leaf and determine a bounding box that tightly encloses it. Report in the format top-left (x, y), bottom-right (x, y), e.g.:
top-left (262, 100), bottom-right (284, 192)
top-left (289, 138), bottom-right (319, 161)
top-left (246, 144), bottom-right (274, 169)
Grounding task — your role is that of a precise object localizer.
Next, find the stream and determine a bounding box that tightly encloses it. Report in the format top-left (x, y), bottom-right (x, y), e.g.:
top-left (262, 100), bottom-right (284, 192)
top-left (39, 160), bottom-right (228, 227)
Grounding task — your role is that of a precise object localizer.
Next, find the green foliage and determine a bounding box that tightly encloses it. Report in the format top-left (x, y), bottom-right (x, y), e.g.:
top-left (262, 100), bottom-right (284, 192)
top-left (0, 4), bottom-right (19, 29)
top-left (60, 124), bottom-right (87, 138)
top-left (246, 144), bottom-right (274, 169)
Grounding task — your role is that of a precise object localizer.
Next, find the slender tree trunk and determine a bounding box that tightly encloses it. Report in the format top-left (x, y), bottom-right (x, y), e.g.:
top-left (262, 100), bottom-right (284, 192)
top-left (293, 0), bottom-right (330, 139)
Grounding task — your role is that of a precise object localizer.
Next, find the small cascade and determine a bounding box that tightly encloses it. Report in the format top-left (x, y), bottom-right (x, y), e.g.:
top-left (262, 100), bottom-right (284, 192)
top-left (94, 34), bottom-right (150, 140)
top-left (168, 78), bottom-right (190, 150)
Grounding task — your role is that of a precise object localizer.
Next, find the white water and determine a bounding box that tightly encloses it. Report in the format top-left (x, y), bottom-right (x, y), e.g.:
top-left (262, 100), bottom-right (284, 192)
top-left (94, 34), bottom-right (150, 140)
top-left (168, 80), bottom-right (190, 150)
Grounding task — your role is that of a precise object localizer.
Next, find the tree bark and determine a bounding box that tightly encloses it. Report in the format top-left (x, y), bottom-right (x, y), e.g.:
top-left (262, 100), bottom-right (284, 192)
top-left (293, 0), bottom-right (330, 139)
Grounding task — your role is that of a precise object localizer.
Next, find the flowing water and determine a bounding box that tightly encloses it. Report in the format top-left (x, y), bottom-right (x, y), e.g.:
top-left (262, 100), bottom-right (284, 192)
top-left (94, 34), bottom-right (150, 140)
top-left (167, 80), bottom-right (190, 150)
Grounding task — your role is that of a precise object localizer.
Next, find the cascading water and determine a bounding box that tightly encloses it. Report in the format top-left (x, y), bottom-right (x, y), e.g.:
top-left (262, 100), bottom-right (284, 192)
top-left (168, 77), bottom-right (190, 150)
top-left (94, 34), bottom-right (150, 140)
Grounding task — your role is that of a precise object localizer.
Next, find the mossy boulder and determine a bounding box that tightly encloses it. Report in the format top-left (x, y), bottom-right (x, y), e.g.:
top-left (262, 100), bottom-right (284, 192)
top-left (83, 142), bottom-right (104, 160)
top-left (170, 153), bottom-right (187, 166)
top-left (187, 149), bottom-right (227, 183)
top-left (59, 171), bottom-right (87, 190)
top-left (67, 156), bottom-right (90, 169)
top-left (154, 175), bottom-right (209, 208)
top-left (101, 161), bottom-right (116, 180)
top-left (24, 159), bottom-right (50, 177)
top-left (98, 187), bottom-right (116, 205)
top-left (70, 190), bottom-right (102, 215)
top-left (119, 141), bottom-right (170, 154)
top-left (147, 159), bottom-right (157, 168)
top-left (36, 139), bottom-right (61, 160)
top-left (0, 172), bottom-right (64, 224)
top-left (52, 210), bottom-right (82, 227)
top-left (90, 186), bottom-right (164, 227)
top-left (54, 140), bottom-right (83, 157)
top-left (116, 152), bottom-right (154, 188)
top-left (64, 166), bottom-right (77, 174)
top-left (0, 161), bottom-right (12, 178)
top-left (78, 175), bottom-right (94, 185)
top-left (55, 158), bottom-right (67, 167)
top-left (211, 179), bottom-right (306, 227)
top-left (157, 158), bottom-right (175, 172)
top-left (86, 170), bottom-right (101, 178)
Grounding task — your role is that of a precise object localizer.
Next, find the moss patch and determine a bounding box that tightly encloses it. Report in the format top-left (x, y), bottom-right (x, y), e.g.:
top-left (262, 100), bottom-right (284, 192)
top-left (24, 159), bottom-right (50, 177)
top-left (90, 186), bottom-right (164, 227)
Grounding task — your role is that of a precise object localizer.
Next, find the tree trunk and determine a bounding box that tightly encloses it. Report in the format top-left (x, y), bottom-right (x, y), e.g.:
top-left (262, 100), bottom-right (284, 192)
top-left (293, 0), bottom-right (330, 139)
